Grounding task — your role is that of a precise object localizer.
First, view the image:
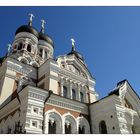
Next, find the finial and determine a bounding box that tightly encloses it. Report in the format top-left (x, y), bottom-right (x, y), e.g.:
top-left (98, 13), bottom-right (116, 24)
top-left (28, 13), bottom-right (34, 26)
top-left (71, 38), bottom-right (75, 51)
top-left (41, 19), bottom-right (46, 33)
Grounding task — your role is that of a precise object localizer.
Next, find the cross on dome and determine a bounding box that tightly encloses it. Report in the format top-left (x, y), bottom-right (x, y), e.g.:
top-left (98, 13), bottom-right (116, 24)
top-left (28, 13), bottom-right (35, 26)
top-left (71, 38), bottom-right (75, 51)
top-left (41, 19), bottom-right (46, 33)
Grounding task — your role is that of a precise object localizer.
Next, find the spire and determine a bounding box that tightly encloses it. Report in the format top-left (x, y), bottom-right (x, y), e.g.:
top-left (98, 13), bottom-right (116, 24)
top-left (40, 19), bottom-right (46, 34)
top-left (28, 13), bottom-right (34, 26)
top-left (71, 38), bottom-right (75, 51)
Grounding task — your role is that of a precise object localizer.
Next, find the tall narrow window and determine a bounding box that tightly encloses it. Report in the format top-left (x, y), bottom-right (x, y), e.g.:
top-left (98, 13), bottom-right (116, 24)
top-left (27, 44), bottom-right (31, 52)
top-left (45, 51), bottom-right (48, 59)
top-left (65, 123), bottom-right (71, 134)
top-left (48, 120), bottom-right (56, 134)
top-left (14, 45), bottom-right (17, 50)
top-left (39, 48), bottom-right (43, 57)
top-left (79, 126), bottom-right (85, 134)
top-left (99, 120), bottom-right (107, 134)
top-left (63, 86), bottom-right (67, 98)
top-left (72, 89), bottom-right (76, 100)
top-left (80, 92), bottom-right (84, 102)
top-left (18, 42), bottom-right (22, 50)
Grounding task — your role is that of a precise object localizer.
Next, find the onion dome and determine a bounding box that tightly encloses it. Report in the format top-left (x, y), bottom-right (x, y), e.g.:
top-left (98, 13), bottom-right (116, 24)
top-left (15, 13), bottom-right (39, 38)
top-left (39, 32), bottom-right (54, 47)
top-left (15, 25), bottom-right (39, 38)
top-left (39, 19), bottom-right (54, 47)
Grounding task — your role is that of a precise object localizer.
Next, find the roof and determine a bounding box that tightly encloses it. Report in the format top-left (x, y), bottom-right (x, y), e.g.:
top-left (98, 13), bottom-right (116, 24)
top-left (91, 79), bottom-right (140, 105)
top-left (67, 50), bottom-right (84, 61)
top-left (15, 25), bottom-right (54, 47)
top-left (39, 32), bottom-right (54, 47)
top-left (15, 25), bottom-right (39, 38)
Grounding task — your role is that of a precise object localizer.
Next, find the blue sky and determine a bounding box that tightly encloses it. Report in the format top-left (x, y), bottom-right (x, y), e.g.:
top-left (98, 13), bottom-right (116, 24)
top-left (0, 6), bottom-right (140, 99)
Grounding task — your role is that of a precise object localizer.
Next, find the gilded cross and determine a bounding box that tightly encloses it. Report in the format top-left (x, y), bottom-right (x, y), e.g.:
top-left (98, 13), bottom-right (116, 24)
top-left (41, 19), bottom-right (46, 33)
top-left (28, 13), bottom-right (34, 26)
top-left (71, 38), bottom-right (75, 51)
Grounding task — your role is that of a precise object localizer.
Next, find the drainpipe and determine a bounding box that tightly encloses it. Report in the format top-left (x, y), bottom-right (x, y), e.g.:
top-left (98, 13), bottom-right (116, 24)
top-left (36, 67), bottom-right (38, 87)
top-left (42, 90), bottom-right (53, 134)
top-left (15, 91), bottom-right (26, 133)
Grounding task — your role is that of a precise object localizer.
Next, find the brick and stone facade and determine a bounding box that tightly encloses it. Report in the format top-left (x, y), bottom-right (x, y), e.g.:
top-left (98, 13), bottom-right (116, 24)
top-left (0, 14), bottom-right (140, 134)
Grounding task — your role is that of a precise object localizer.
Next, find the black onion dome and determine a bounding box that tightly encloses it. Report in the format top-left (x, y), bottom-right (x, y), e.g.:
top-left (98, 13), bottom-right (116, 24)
top-left (39, 32), bottom-right (54, 47)
top-left (15, 25), bottom-right (39, 38)
top-left (67, 50), bottom-right (84, 61)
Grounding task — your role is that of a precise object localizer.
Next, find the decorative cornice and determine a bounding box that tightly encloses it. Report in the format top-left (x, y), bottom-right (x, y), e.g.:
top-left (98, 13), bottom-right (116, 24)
top-left (15, 32), bottom-right (38, 44)
top-left (7, 60), bottom-right (32, 76)
top-left (46, 97), bottom-right (88, 114)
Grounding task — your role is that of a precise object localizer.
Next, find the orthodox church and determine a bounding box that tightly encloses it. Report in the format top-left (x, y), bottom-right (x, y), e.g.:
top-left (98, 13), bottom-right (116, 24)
top-left (0, 14), bottom-right (140, 134)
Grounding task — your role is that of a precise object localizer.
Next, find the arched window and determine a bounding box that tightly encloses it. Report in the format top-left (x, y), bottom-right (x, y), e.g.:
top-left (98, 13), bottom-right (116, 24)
top-left (80, 92), bottom-right (84, 102)
top-left (45, 51), bottom-right (48, 59)
top-left (63, 86), bottom-right (67, 98)
top-left (48, 120), bottom-right (56, 134)
top-left (65, 121), bottom-right (71, 134)
top-left (27, 44), bottom-right (31, 52)
top-left (79, 126), bottom-right (85, 134)
top-left (46, 111), bottom-right (62, 134)
top-left (18, 42), bottom-right (22, 50)
top-left (64, 115), bottom-right (77, 134)
top-left (61, 62), bottom-right (65, 68)
top-left (78, 117), bottom-right (90, 134)
top-left (99, 120), bottom-right (107, 134)
top-left (20, 58), bottom-right (28, 64)
top-left (39, 48), bottom-right (43, 57)
top-left (14, 45), bottom-right (17, 50)
top-left (72, 89), bottom-right (76, 100)
top-left (31, 62), bottom-right (39, 68)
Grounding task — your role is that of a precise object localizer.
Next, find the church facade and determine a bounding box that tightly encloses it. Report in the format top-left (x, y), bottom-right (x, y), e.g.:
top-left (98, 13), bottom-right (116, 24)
top-left (0, 14), bottom-right (140, 134)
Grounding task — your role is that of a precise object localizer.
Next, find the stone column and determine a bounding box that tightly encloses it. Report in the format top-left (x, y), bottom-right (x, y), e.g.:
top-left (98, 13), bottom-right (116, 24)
top-left (77, 84), bottom-right (81, 101)
top-left (69, 82), bottom-right (72, 99)
top-left (62, 118), bottom-right (65, 134)
top-left (24, 39), bottom-right (29, 51)
top-left (34, 45), bottom-right (38, 60)
top-left (60, 78), bottom-right (64, 96)
top-left (42, 49), bottom-right (45, 60)
top-left (81, 85), bottom-right (86, 103)
top-left (44, 120), bottom-right (49, 134)
top-left (84, 86), bottom-right (88, 103)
